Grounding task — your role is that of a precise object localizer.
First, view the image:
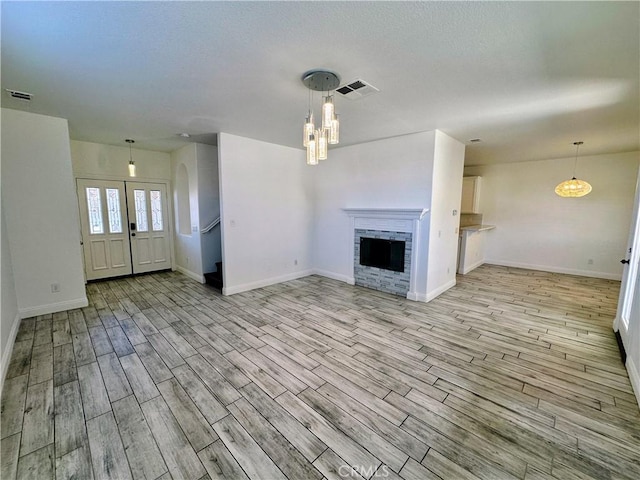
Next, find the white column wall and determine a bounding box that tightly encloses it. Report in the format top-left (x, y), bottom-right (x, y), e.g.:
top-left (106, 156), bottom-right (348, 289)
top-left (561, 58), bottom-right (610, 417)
top-left (218, 133), bottom-right (313, 295)
top-left (1, 108), bottom-right (87, 317)
top-left (425, 130), bottom-right (466, 300)
top-left (1, 204), bottom-right (20, 390)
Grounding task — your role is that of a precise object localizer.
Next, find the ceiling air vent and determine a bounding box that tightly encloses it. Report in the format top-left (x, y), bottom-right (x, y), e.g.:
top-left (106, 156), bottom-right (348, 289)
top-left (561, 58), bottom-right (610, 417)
top-left (5, 89), bottom-right (33, 101)
top-left (336, 79), bottom-right (379, 100)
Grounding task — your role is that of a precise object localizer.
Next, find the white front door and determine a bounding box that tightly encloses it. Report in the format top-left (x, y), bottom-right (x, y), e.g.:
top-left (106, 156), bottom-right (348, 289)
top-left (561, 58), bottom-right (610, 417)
top-left (77, 179), bottom-right (133, 280)
top-left (126, 182), bottom-right (172, 274)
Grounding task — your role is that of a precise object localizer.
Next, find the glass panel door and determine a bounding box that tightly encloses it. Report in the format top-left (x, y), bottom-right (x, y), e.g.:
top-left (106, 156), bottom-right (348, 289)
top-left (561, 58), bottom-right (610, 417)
top-left (126, 182), bottom-right (172, 274)
top-left (77, 179), bottom-right (132, 280)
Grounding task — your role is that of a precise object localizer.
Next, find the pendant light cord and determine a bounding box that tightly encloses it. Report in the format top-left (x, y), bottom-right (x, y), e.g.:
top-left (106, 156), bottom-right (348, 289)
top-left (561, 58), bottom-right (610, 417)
top-left (572, 141), bottom-right (583, 178)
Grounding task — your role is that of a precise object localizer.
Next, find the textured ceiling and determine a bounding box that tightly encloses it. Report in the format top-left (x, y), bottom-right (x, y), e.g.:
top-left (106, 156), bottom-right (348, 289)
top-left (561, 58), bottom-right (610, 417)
top-left (1, 1), bottom-right (638, 165)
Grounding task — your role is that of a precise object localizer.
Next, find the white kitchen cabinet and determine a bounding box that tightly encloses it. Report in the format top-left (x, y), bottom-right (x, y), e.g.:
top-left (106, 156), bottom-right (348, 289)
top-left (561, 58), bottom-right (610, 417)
top-left (461, 176), bottom-right (481, 213)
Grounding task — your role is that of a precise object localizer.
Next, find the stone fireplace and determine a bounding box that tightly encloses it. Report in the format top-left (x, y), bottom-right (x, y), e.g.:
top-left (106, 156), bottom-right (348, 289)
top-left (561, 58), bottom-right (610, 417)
top-left (355, 229), bottom-right (412, 295)
top-left (343, 208), bottom-right (429, 299)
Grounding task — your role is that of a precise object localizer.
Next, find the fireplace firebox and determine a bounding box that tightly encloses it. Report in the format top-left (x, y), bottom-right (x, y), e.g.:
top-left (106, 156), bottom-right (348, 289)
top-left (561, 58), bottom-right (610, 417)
top-left (360, 237), bottom-right (405, 272)
top-left (353, 228), bottom-right (412, 296)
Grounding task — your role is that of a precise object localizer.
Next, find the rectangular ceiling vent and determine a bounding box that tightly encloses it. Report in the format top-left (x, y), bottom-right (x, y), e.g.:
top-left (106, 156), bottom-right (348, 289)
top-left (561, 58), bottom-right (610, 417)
top-left (5, 89), bottom-right (33, 101)
top-left (336, 79), bottom-right (379, 100)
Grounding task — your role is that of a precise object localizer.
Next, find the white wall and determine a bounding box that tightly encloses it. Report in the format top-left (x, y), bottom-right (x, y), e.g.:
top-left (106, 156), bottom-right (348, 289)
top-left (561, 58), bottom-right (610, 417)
top-left (176, 164), bottom-right (192, 235)
top-left (465, 151), bottom-right (640, 279)
top-left (425, 131), bottom-right (466, 299)
top-left (197, 144), bottom-right (222, 274)
top-left (1, 108), bottom-right (87, 317)
top-left (218, 133), bottom-right (313, 294)
top-left (71, 140), bottom-right (171, 181)
top-left (1, 204), bottom-right (20, 391)
top-left (171, 144), bottom-right (203, 282)
top-left (311, 130), bottom-right (465, 301)
top-left (313, 132), bottom-right (436, 283)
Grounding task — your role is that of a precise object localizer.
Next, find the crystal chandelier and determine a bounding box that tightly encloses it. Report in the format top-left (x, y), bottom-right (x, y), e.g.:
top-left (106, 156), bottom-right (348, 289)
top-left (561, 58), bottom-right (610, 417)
top-left (302, 70), bottom-right (340, 165)
top-left (555, 141), bottom-right (592, 198)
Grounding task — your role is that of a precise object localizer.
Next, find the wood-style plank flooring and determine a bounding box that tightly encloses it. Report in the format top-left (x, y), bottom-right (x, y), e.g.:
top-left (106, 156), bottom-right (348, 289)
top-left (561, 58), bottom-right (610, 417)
top-left (2, 265), bottom-right (639, 480)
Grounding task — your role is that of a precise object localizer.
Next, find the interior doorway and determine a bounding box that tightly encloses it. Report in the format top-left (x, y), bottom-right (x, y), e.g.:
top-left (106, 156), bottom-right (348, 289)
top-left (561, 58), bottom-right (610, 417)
top-left (77, 179), bottom-right (172, 280)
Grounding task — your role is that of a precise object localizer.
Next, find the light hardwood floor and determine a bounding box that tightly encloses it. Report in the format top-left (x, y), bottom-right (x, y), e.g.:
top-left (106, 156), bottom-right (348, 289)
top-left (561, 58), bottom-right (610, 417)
top-left (2, 265), bottom-right (639, 480)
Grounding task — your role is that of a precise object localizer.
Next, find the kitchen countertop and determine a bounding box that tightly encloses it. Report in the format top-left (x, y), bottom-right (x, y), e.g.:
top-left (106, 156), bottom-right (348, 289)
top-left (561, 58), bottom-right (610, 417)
top-left (460, 224), bottom-right (496, 232)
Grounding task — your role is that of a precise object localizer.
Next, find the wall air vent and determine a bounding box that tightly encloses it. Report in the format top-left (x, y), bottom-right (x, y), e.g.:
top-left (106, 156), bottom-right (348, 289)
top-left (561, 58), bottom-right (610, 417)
top-left (5, 89), bottom-right (33, 101)
top-left (336, 79), bottom-right (379, 100)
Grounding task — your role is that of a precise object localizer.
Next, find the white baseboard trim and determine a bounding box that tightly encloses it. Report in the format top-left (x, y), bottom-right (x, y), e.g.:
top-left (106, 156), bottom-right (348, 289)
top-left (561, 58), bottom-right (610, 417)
top-left (1, 312), bottom-right (21, 394)
top-left (176, 266), bottom-right (205, 284)
top-left (312, 269), bottom-right (355, 285)
top-left (407, 279), bottom-right (456, 303)
top-left (626, 355), bottom-right (640, 408)
top-left (459, 259), bottom-right (485, 275)
top-left (18, 297), bottom-right (88, 319)
top-left (484, 259), bottom-right (622, 281)
top-left (223, 269), bottom-right (314, 296)
top-left (426, 279), bottom-right (457, 302)
top-left (406, 292), bottom-right (428, 302)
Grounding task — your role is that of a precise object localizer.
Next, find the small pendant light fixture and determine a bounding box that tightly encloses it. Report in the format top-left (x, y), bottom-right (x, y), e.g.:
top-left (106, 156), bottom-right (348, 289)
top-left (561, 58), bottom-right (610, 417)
top-left (302, 70), bottom-right (340, 165)
top-left (306, 131), bottom-right (317, 165)
top-left (555, 141), bottom-right (592, 198)
top-left (126, 139), bottom-right (136, 177)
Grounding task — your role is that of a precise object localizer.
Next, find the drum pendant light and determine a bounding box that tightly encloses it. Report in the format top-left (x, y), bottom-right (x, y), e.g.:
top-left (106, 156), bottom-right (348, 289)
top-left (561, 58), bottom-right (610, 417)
top-left (555, 141), bottom-right (592, 198)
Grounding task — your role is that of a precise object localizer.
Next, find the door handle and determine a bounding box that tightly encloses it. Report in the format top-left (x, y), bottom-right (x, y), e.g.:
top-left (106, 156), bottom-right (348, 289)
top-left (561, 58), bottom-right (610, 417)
top-left (130, 222), bottom-right (136, 231)
top-left (131, 232), bottom-right (136, 237)
top-left (620, 259), bottom-right (630, 264)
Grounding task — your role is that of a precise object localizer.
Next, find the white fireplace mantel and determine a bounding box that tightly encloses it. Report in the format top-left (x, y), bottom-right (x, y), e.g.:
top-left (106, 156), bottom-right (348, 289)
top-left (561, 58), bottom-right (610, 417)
top-left (342, 207), bottom-right (429, 301)
top-left (343, 208), bottom-right (429, 220)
